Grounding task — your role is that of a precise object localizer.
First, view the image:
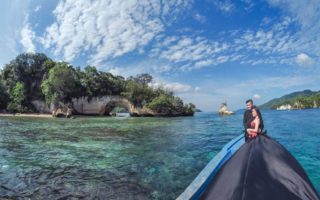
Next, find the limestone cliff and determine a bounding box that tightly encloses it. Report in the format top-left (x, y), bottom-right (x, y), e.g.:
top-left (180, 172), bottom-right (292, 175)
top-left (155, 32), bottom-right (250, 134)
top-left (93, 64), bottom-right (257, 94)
top-left (31, 95), bottom-right (193, 117)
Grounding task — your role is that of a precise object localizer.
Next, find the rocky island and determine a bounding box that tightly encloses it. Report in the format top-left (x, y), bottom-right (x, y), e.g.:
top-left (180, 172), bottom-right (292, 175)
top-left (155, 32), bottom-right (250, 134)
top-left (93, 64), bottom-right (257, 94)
top-left (0, 53), bottom-right (195, 117)
top-left (218, 102), bottom-right (234, 115)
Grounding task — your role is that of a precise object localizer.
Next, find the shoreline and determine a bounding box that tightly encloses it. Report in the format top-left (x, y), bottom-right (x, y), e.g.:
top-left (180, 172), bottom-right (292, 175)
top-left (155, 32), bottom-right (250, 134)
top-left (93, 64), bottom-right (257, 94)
top-left (0, 113), bottom-right (53, 118)
top-left (0, 112), bottom-right (194, 118)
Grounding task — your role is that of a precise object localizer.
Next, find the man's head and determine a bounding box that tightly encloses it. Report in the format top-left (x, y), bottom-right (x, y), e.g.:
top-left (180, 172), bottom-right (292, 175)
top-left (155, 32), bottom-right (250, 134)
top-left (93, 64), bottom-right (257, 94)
top-left (246, 99), bottom-right (253, 110)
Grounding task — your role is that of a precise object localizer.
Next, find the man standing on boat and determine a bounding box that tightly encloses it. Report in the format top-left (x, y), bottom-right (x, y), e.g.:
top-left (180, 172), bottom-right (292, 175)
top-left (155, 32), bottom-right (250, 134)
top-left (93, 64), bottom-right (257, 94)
top-left (243, 99), bottom-right (254, 127)
top-left (243, 99), bottom-right (254, 140)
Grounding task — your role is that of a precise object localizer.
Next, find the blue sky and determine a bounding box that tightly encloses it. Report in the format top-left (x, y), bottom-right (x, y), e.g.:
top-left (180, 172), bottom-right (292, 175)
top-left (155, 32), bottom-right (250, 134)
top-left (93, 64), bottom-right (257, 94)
top-left (1, 0), bottom-right (320, 111)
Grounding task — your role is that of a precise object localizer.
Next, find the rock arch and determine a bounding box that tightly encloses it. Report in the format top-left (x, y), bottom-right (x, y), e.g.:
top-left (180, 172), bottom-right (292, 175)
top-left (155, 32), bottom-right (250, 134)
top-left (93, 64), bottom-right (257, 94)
top-left (72, 95), bottom-right (136, 116)
top-left (102, 98), bottom-right (135, 116)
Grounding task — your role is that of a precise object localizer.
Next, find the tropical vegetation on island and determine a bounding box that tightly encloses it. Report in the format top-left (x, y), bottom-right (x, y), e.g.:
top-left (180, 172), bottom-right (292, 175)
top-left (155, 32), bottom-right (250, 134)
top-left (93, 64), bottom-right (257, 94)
top-left (0, 53), bottom-right (195, 116)
top-left (260, 90), bottom-right (320, 109)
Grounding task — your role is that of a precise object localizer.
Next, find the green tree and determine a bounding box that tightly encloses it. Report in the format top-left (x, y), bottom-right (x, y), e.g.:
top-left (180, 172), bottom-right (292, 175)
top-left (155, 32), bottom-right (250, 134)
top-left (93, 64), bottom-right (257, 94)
top-left (98, 71), bottom-right (122, 96)
top-left (146, 94), bottom-right (174, 114)
top-left (173, 96), bottom-right (184, 113)
top-left (128, 73), bottom-right (153, 85)
top-left (78, 66), bottom-right (126, 98)
top-left (7, 82), bottom-right (28, 112)
top-left (1, 53), bottom-right (53, 111)
top-left (183, 103), bottom-right (196, 114)
top-left (110, 75), bottom-right (126, 95)
top-left (312, 93), bottom-right (320, 108)
top-left (80, 66), bottom-right (102, 97)
top-left (146, 94), bottom-right (195, 115)
top-left (0, 79), bottom-right (9, 110)
top-left (41, 62), bottom-right (84, 105)
top-left (121, 74), bottom-right (156, 107)
top-left (121, 78), bottom-right (156, 107)
top-left (2, 53), bottom-right (52, 100)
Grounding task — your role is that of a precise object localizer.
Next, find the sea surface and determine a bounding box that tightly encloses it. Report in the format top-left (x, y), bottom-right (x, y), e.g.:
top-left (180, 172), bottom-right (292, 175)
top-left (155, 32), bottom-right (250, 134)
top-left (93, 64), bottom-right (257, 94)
top-left (0, 109), bottom-right (319, 199)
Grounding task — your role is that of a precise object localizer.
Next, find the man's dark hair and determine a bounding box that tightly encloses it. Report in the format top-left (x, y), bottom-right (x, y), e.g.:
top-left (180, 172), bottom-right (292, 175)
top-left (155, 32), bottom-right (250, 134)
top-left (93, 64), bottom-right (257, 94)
top-left (246, 99), bottom-right (253, 104)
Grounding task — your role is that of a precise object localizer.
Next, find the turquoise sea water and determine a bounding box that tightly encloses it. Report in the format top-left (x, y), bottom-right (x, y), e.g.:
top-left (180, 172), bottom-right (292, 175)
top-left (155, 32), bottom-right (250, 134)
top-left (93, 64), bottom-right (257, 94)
top-left (0, 109), bottom-right (319, 199)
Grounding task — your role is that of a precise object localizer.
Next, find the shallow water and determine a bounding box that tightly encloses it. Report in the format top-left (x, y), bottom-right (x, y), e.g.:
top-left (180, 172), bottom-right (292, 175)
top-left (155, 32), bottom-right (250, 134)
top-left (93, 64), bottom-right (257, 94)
top-left (0, 109), bottom-right (319, 199)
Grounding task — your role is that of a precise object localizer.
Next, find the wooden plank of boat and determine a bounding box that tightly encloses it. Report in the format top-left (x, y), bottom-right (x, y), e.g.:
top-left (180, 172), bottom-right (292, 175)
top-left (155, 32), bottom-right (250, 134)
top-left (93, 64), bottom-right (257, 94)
top-left (176, 134), bottom-right (245, 200)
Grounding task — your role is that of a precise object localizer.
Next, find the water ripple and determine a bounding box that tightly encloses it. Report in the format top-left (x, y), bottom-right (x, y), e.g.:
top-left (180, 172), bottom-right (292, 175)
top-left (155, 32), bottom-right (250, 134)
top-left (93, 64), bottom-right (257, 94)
top-left (0, 110), bottom-right (319, 199)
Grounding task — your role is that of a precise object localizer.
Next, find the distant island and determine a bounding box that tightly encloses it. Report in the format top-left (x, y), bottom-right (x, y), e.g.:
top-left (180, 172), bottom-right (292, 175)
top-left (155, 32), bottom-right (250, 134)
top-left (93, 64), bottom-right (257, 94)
top-left (260, 89), bottom-right (320, 110)
top-left (0, 53), bottom-right (195, 117)
top-left (218, 102), bottom-right (234, 115)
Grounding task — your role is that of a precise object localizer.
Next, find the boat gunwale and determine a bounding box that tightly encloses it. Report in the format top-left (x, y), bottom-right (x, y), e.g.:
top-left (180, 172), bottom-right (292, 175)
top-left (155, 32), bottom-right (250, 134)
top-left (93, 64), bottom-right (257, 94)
top-left (176, 134), bottom-right (245, 200)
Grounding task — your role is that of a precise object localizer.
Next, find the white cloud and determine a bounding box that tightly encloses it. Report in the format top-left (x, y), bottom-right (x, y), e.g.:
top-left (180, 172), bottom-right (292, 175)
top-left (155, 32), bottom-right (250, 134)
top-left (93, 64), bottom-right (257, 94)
top-left (20, 0), bottom-right (320, 74)
top-left (265, 1), bottom-right (320, 59)
top-left (253, 94), bottom-right (261, 99)
top-left (227, 17), bottom-right (309, 66)
top-left (195, 87), bottom-right (201, 92)
top-left (20, 16), bottom-right (36, 53)
top-left (148, 14), bottom-right (319, 71)
top-left (194, 59), bottom-right (214, 69)
top-left (149, 81), bottom-right (192, 93)
top-left (194, 13), bottom-right (206, 23)
top-left (96, 58), bottom-right (176, 78)
top-left (152, 35), bottom-right (229, 70)
top-left (166, 82), bottom-right (192, 93)
top-left (267, 0), bottom-right (320, 29)
top-left (295, 53), bottom-right (314, 66)
top-left (152, 65), bottom-right (172, 73)
top-left (150, 15), bottom-right (315, 71)
top-left (213, 0), bottom-right (235, 13)
top-left (34, 5), bottom-right (41, 12)
top-left (228, 2), bottom-right (320, 67)
top-left (241, 0), bottom-right (255, 10)
top-left (108, 68), bottom-right (122, 76)
top-left (41, 0), bottom-right (193, 65)
top-left (151, 17), bottom-right (302, 70)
